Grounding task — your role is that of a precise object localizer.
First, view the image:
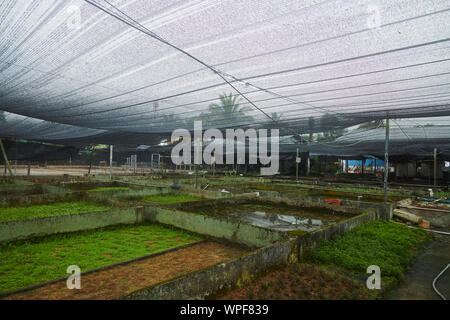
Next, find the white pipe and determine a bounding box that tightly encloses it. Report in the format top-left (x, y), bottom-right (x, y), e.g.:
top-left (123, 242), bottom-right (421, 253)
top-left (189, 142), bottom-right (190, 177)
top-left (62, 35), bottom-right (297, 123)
top-left (432, 264), bottom-right (449, 300)
top-left (404, 224), bottom-right (450, 236)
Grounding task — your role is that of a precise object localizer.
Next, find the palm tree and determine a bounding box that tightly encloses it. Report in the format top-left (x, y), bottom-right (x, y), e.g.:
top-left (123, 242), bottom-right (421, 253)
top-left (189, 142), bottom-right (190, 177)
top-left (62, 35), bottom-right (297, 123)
top-left (202, 93), bottom-right (253, 127)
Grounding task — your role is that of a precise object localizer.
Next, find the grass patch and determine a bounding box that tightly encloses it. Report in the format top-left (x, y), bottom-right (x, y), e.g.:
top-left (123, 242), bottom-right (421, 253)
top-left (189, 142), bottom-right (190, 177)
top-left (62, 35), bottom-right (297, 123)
top-left (308, 220), bottom-right (433, 281)
top-left (143, 193), bottom-right (203, 204)
top-left (0, 224), bottom-right (202, 294)
top-left (220, 263), bottom-right (376, 300)
top-left (435, 191), bottom-right (450, 198)
top-left (87, 187), bottom-right (131, 192)
top-left (0, 202), bottom-right (111, 222)
top-left (329, 186), bottom-right (407, 196)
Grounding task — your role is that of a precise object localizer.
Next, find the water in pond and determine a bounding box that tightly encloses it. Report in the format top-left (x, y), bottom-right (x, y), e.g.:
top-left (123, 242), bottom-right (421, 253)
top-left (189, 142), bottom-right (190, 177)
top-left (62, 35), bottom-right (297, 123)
top-left (227, 210), bottom-right (328, 232)
top-left (222, 203), bottom-right (346, 232)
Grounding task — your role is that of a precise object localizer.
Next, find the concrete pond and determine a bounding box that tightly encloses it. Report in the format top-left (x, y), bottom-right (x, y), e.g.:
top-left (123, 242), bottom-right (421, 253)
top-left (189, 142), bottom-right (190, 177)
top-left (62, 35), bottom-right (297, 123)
top-left (166, 198), bottom-right (359, 234)
top-left (0, 176), bottom-right (395, 300)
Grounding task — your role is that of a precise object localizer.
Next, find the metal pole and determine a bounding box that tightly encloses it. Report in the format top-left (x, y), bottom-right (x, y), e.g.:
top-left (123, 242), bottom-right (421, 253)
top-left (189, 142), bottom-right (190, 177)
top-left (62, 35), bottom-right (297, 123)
top-left (434, 148), bottom-right (437, 187)
top-left (383, 118), bottom-right (390, 204)
top-left (0, 139), bottom-right (13, 177)
top-left (296, 148), bottom-right (299, 181)
top-left (194, 164), bottom-right (198, 189)
top-left (109, 145), bottom-right (113, 180)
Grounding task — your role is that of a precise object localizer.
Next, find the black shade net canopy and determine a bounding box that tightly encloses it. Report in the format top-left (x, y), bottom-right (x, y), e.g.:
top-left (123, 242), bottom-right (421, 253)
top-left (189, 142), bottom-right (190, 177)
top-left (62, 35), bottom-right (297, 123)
top-left (0, 0), bottom-right (449, 148)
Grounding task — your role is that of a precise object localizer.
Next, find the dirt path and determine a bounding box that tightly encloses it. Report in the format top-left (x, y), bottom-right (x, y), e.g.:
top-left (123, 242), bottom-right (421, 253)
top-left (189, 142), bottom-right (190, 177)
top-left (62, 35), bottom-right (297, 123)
top-left (387, 235), bottom-right (450, 300)
top-left (3, 241), bottom-right (246, 300)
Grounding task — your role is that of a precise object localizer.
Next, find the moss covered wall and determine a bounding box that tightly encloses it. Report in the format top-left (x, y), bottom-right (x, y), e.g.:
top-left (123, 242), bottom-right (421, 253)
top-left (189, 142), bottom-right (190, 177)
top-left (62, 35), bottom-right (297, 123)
top-left (143, 206), bottom-right (289, 248)
top-left (120, 239), bottom-right (297, 300)
top-left (0, 207), bottom-right (143, 243)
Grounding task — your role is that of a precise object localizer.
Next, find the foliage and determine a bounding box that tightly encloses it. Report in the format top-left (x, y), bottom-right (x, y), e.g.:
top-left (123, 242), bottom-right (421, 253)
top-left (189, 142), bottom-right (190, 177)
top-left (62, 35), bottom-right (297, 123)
top-left (358, 120), bottom-right (385, 129)
top-left (308, 220), bottom-right (432, 280)
top-left (142, 193), bottom-right (203, 204)
top-left (0, 224), bottom-right (201, 293)
top-left (316, 113), bottom-right (347, 142)
top-left (0, 202), bottom-right (110, 222)
top-left (308, 116), bottom-right (315, 142)
top-left (201, 93), bottom-right (254, 127)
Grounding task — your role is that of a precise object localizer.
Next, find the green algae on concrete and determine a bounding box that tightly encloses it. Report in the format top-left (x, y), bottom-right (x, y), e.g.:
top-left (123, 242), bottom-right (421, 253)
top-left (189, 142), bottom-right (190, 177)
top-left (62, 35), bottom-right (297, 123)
top-left (143, 193), bottom-right (203, 204)
top-left (144, 206), bottom-right (289, 248)
top-left (0, 201), bottom-right (110, 223)
top-left (87, 186), bottom-right (131, 192)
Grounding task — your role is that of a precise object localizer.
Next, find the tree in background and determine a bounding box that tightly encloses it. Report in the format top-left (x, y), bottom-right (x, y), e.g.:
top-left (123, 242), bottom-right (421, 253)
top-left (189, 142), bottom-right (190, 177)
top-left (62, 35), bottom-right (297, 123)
top-left (316, 113), bottom-right (347, 142)
top-left (201, 93), bottom-right (253, 128)
top-left (308, 116), bottom-right (315, 143)
top-left (358, 119), bottom-right (385, 129)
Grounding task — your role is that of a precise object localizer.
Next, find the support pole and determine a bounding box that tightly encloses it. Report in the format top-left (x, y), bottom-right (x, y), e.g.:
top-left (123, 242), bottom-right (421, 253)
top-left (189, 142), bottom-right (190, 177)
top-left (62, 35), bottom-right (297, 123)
top-left (0, 139), bottom-right (13, 177)
top-left (194, 164), bottom-right (198, 189)
top-left (434, 147), bottom-right (437, 187)
top-left (306, 156), bottom-right (310, 176)
top-left (296, 148), bottom-right (299, 181)
top-left (109, 145), bottom-right (113, 181)
top-left (383, 118), bottom-right (390, 204)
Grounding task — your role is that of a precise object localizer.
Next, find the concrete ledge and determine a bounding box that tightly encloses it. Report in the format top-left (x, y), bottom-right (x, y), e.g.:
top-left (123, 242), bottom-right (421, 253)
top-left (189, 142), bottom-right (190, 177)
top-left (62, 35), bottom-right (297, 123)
top-left (259, 190), bottom-right (393, 220)
top-left (143, 206), bottom-right (289, 248)
top-left (120, 239), bottom-right (297, 300)
top-left (0, 207), bottom-right (144, 243)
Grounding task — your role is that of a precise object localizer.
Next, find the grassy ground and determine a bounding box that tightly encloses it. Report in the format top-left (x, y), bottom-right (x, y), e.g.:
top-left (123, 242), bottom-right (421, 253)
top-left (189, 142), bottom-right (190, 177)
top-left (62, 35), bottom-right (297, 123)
top-left (0, 202), bottom-right (111, 222)
top-left (0, 224), bottom-right (202, 294)
top-left (87, 187), bottom-right (131, 192)
top-left (220, 263), bottom-right (376, 300)
top-left (308, 220), bottom-right (433, 282)
top-left (221, 220), bottom-right (433, 300)
top-left (327, 186), bottom-right (407, 196)
top-left (142, 194), bottom-right (203, 204)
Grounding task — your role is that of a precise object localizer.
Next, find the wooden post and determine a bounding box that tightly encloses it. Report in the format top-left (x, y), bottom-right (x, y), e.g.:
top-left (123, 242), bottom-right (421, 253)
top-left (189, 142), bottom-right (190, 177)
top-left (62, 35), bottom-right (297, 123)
top-left (296, 148), bottom-right (299, 181)
top-left (0, 139), bottom-right (13, 177)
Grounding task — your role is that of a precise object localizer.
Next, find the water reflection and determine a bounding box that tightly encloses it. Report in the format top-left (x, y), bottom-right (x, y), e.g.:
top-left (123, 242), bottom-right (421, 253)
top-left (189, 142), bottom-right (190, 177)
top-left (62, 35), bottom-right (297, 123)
top-left (227, 210), bottom-right (327, 232)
